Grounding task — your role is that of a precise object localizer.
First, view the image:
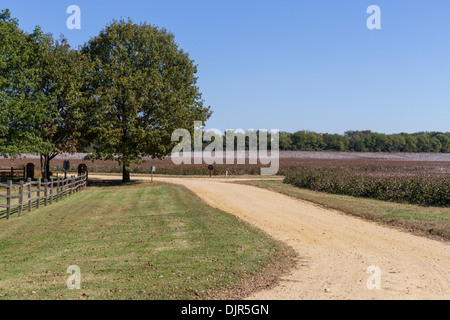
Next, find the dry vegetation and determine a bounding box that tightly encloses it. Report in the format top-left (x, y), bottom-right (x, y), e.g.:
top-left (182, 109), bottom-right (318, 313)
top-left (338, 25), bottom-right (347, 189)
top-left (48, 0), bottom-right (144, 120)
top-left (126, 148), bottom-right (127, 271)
top-left (1, 153), bottom-right (449, 208)
top-left (1, 152), bottom-right (449, 177)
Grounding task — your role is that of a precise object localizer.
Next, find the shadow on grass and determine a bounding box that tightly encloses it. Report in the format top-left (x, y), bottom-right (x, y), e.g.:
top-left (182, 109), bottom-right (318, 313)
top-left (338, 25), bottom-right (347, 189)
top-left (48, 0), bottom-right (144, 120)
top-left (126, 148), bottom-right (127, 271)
top-left (88, 179), bottom-right (142, 188)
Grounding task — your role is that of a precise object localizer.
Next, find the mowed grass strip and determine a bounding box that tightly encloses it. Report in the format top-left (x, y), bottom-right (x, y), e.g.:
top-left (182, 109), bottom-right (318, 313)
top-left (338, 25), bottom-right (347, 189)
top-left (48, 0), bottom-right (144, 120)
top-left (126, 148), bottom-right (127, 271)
top-left (238, 180), bottom-right (450, 242)
top-left (0, 182), bottom-right (292, 300)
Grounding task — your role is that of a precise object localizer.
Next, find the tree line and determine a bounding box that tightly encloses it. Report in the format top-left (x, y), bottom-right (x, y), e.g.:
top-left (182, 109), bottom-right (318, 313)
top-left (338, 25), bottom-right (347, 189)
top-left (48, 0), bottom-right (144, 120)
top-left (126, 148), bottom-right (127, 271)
top-left (278, 131), bottom-right (450, 153)
top-left (192, 130), bottom-right (450, 154)
top-left (0, 9), bottom-right (211, 182)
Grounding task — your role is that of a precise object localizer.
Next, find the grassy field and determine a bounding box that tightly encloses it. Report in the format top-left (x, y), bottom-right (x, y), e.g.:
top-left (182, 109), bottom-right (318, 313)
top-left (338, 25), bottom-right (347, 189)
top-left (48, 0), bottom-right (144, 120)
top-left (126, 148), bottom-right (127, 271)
top-left (0, 181), bottom-right (294, 300)
top-left (238, 180), bottom-right (450, 242)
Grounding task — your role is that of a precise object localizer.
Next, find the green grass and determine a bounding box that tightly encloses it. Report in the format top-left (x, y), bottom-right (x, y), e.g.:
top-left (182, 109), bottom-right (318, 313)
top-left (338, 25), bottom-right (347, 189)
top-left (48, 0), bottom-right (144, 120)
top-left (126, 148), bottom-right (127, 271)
top-left (237, 180), bottom-right (450, 242)
top-left (0, 181), bottom-right (292, 300)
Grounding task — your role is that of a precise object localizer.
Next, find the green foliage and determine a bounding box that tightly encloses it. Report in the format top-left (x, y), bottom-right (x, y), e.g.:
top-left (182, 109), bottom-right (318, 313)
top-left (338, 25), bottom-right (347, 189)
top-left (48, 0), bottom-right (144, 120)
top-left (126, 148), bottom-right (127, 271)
top-left (0, 9), bottom-right (92, 178)
top-left (0, 9), bottom-right (54, 155)
top-left (36, 38), bottom-right (93, 178)
top-left (1, 12), bottom-right (211, 182)
top-left (278, 131), bottom-right (450, 153)
top-left (81, 19), bottom-right (211, 181)
top-left (284, 169), bottom-right (450, 207)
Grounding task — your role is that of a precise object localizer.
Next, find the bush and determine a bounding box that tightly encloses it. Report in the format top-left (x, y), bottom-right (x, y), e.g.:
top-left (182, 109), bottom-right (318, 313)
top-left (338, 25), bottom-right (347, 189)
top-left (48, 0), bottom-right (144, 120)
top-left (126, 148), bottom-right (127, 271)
top-left (284, 169), bottom-right (450, 207)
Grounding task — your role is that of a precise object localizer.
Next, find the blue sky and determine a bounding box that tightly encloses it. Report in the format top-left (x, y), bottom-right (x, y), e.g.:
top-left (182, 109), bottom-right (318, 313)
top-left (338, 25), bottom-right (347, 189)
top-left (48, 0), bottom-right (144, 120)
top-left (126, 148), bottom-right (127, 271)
top-left (2, 0), bottom-right (450, 134)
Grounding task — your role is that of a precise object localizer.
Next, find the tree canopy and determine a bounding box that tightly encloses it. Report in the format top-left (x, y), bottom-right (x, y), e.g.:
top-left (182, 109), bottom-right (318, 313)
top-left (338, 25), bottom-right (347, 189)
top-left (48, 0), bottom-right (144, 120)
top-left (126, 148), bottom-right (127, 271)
top-left (0, 9), bottom-right (53, 156)
top-left (0, 9), bottom-right (92, 178)
top-left (81, 19), bottom-right (212, 181)
top-left (1, 12), bottom-right (211, 181)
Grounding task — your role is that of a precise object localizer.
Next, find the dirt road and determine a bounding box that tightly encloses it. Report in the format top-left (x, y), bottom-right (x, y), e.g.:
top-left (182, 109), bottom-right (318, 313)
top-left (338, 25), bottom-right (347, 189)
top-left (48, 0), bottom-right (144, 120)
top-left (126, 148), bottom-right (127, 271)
top-left (92, 175), bottom-right (450, 300)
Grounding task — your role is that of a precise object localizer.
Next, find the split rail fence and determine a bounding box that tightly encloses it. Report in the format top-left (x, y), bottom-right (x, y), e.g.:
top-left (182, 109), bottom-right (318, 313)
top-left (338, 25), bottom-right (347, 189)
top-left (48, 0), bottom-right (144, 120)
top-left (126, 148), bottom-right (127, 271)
top-left (0, 167), bottom-right (26, 180)
top-left (0, 173), bottom-right (87, 220)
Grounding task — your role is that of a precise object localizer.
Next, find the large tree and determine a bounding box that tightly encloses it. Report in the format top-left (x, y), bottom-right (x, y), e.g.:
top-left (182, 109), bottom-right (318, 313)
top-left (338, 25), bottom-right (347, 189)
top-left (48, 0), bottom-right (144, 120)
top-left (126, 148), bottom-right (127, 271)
top-left (82, 19), bottom-right (211, 182)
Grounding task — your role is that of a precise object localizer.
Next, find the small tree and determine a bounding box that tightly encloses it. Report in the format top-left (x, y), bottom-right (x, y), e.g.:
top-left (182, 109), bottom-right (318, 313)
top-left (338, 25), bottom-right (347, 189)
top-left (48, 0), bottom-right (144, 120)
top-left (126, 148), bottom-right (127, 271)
top-left (82, 19), bottom-right (211, 182)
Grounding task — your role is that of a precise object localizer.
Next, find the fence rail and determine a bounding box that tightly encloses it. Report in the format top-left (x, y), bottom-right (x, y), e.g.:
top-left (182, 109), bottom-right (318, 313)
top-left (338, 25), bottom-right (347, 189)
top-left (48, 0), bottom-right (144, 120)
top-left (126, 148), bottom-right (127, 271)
top-left (0, 167), bottom-right (26, 180)
top-left (0, 173), bottom-right (87, 220)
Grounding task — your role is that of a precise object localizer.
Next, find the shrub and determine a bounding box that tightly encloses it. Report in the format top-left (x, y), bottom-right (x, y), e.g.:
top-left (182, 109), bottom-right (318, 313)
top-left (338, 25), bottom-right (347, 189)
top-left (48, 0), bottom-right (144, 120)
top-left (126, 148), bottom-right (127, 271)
top-left (284, 169), bottom-right (450, 207)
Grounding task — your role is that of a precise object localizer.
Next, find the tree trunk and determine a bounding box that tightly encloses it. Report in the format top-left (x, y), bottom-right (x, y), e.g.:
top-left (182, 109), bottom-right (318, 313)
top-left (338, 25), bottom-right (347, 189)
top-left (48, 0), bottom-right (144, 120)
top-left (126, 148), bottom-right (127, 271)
top-left (122, 163), bottom-right (130, 183)
top-left (40, 154), bottom-right (51, 180)
top-left (40, 155), bottom-right (44, 179)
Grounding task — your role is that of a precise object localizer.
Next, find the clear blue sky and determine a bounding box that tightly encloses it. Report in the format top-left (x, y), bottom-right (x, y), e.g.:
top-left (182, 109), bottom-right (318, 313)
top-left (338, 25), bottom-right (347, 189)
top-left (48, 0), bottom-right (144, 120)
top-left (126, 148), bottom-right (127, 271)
top-left (3, 0), bottom-right (450, 134)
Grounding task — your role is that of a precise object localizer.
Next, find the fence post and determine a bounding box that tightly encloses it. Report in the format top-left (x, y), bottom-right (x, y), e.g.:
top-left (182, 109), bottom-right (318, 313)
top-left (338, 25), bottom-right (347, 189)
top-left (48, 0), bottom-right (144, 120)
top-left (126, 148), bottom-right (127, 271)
top-left (19, 181), bottom-right (24, 216)
top-left (50, 178), bottom-right (54, 204)
top-left (44, 179), bottom-right (48, 206)
top-left (37, 178), bottom-right (41, 209)
top-left (62, 177), bottom-right (65, 199)
top-left (56, 177), bottom-right (61, 202)
top-left (10, 167), bottom-right (13, 180)
top-left (6, 180), bottom-right (11, 220)
top-left (27, 178), bottom-right (32, 213)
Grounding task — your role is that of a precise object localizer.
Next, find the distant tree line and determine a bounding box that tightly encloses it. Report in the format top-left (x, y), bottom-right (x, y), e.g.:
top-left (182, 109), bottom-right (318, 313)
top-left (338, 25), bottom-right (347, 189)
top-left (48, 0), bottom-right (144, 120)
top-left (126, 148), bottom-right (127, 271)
top-left (191, 130), bottom-right (450, 154)
top-left (277, 130), bottom-right (450, 153)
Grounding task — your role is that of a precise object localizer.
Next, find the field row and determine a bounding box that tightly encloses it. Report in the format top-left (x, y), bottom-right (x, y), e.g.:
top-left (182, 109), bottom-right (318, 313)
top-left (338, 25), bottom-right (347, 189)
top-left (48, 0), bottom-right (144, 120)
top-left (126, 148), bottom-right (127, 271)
top-left (284, 169), bottom-right (449, 207)
top-left (1, 152), bottom-right (449, 178)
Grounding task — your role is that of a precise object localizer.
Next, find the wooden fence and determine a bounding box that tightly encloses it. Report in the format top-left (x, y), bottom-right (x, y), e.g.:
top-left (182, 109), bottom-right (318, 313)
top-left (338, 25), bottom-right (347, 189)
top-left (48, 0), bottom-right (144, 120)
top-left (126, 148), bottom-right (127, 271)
top-left (0, 167), bottom-right (26, 181)
top-left (0, 173), bottom-right (87, 220)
